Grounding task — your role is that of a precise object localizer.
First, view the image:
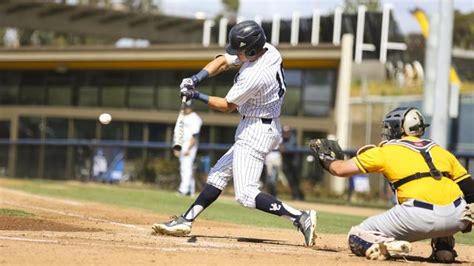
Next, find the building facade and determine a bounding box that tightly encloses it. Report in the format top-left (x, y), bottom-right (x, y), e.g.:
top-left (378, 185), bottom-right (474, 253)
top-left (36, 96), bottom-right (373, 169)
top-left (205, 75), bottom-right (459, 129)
top-left (0, 44), bottom-right (345, 180)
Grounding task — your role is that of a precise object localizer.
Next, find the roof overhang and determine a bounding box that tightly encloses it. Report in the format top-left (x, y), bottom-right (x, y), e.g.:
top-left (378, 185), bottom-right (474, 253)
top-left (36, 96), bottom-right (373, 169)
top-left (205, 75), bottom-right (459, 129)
top-left (0, 44), bottom-right (341, 70)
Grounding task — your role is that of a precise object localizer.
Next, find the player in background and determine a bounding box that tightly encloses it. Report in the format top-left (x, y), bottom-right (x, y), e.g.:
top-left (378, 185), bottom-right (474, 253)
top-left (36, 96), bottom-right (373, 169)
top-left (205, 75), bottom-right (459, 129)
top-left (281, 125), bottom-right (305, 200)
top-left (309, 107), bottom-right (474, 262)
top-left (174, 100), bottom-right (202, 197)
top-left (264, 142), bottom-right (282, 197)
top-left (153, 20), bottom-right (318, 247)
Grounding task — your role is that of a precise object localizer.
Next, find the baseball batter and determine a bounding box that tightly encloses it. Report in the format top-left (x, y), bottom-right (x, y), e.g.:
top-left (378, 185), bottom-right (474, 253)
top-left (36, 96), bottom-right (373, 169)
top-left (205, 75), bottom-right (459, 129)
top-left (310, 107), bottom-right (474, 262)
top-left (175, 101), bottom-right (202, 196)
top-left (153, 20), bottom-right (317, 247)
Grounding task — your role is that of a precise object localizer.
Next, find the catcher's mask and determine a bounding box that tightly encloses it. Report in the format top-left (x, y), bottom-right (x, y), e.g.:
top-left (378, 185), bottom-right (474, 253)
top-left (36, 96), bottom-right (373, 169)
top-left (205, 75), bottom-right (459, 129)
top-left (381, 107), bottom-right (430, 141)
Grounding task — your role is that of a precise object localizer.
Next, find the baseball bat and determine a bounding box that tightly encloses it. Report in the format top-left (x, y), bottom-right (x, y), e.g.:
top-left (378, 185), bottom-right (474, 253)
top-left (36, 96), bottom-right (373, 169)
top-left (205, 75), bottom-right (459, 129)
top-left (172, 96), bottom-right (187, 151)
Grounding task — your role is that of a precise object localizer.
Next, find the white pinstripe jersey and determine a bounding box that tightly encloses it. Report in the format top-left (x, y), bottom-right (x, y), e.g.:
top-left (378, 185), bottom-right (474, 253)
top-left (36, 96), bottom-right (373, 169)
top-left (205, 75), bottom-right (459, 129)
top-left (225, 43), bottom-right (286, 118)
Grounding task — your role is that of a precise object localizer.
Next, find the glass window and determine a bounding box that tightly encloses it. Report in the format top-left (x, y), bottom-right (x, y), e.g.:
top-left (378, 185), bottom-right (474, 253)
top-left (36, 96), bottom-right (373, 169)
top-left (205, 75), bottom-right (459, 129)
top-left (0, 121), bottom-right (10, 139)
top-left (0, 71), bottom-right (20, 104)
top-left (74, 119), bottom-right (96, 139)
top-left (101, 122), bottom-right (124, 140)
top-left (78, 86), bottom-right (99, 106)
top-left (77, 71), bottom-right (100, 107)
top-left (303, 70), bottom-right (335, 117)
top-left (100, 71), bottom-right (128, 107)
top-left (281, 86), bottom-right (301, 116)
top-left (19, 72), bottom-right (46, 105)
top-left (46, 118), bottom-right (68, 139)
top-left (148, 123), bottom-right (168, 142)
top-left (48, 86), bottom-right (72, 106)
top-left (156, 86), bottom-right (178, 110)
top-left (129, 86), bottom-right (154, 108)
top-left (128, 122), bottom-right (144, 141)
top-left (285, 70), bottom-right (303, 87)
top-left (156, 71), bottom-right (180, 110)
top-left (101, 86), bottom-right (126, 107)
top-left (214, 126), bottom-right (236, 144)
top-left (19, 117), bottom-right (43, 139)
top-left (198, 125), bottom-right (210, 144)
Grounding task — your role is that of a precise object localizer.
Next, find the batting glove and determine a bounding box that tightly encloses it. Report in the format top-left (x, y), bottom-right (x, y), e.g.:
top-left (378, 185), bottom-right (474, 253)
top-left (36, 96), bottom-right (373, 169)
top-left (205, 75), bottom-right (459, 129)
top-left (180, 78), bottom-right (195, 90)
top-left (180, 88), bottom-right (200, 99)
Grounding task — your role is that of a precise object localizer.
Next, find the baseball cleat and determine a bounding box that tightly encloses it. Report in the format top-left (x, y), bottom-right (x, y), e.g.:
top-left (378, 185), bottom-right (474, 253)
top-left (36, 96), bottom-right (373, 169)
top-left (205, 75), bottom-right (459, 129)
top-left (294, 210), bottom-right (317, 247)
top-left (430, 237), bottom-right (457, 263)
top-left (152, 216), bottom-right (192, 236)
top-left (365, 240), bottom-right (412, 260)
top-left (432, 249), bottom-right (457, 263)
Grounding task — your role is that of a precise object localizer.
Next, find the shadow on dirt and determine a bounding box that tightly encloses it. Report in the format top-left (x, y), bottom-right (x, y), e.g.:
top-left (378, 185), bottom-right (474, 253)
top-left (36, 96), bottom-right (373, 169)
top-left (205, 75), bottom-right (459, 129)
top-left (188, 234), bottom-right (342, 252)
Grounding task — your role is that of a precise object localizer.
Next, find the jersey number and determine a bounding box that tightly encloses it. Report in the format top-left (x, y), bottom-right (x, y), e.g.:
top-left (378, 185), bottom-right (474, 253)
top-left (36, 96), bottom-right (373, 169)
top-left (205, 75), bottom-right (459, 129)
top-left (276, 63), bottom-right (286, 98)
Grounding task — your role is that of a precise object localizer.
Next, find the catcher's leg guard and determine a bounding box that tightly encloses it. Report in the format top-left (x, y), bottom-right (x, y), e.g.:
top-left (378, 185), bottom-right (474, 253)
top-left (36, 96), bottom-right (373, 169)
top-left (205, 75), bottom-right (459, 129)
top-left (348, 234), bottom-right (373, 256)
top-left (348, 226), bottom-right (411, 260)
top-left (431, 236), bottom-right (457, 263)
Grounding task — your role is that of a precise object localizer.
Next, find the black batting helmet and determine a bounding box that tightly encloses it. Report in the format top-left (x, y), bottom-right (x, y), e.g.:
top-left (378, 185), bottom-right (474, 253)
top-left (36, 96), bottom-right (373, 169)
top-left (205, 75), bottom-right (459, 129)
top-left (225, 20), bottom-right (266, 58)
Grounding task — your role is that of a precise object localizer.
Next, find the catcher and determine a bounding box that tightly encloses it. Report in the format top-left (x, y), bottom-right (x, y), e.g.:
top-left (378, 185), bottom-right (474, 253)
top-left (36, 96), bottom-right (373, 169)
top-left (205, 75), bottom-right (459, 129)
top-left (309, 106), bottom-right (474, 263)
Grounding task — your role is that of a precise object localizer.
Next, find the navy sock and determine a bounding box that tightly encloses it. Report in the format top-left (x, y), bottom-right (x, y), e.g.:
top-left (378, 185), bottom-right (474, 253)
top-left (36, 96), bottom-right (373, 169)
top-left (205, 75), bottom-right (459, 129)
top-left (255, 192), bottom-right (301, 220)
top-left (182, 184), bottom-right (222, 221)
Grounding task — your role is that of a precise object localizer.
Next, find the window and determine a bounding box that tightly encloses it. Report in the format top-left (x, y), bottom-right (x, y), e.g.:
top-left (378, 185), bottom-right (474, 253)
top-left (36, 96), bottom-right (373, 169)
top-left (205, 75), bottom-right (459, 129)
top-left (129, 71), bottom-right (155, 109)
top-left (46, 118), bottom-right (69, 139)
top-left (100, 71), bottom-right (127, 107)
top-left (74, 119), bottom-right (96, 139)
top-left (303, 70), bottom-right (336, 117)
top-left (101, 122), bottom-right (124, 140)
top-left (0, 121), bottom-right (10, 139)
top-left (128, 122), bottom-right (144, 141)
top-left (48, 86), bottom-right (72, 106)
top-left (19, 117), bottom-right (43, 139)
top-left (214, 126), bottom-right (236, 144)
top-left (148, 123), bottom-right (168, 142)
top-left (78, 86), bottom-right (99, 106)
top-left (156, 71), bottom-right (181, 110)
top-left (0, 71), bottom-right (20, 104)
top-left (77, 71), bottom-right (100, 106)
top-left (129, 86), bottom-right (154, 108)
top-left (19, 72), bottom-right (46, 105)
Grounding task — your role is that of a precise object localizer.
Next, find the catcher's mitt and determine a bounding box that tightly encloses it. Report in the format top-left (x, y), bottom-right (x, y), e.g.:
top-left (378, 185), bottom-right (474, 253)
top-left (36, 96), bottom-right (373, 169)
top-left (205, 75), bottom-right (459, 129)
top-left (309, 139), bottom-right (345, 171)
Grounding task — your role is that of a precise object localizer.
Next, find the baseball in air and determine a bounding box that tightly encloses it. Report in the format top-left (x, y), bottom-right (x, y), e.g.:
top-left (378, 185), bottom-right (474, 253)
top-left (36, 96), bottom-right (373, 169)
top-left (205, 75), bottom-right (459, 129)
top-left (99, 113), bottom-right (112, 125)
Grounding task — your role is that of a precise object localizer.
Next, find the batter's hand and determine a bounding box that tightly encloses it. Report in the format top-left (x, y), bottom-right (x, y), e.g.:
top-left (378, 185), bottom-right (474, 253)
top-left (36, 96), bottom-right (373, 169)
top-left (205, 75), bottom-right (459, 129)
top-left (180, 88), bottom-right (200, 99)
top-left (180, 78), bottom-right (195, 90)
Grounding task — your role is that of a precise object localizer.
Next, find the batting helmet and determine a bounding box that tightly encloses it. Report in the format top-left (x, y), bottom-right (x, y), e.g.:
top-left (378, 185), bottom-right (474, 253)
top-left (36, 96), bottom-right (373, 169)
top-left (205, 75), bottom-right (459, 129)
top-left (381, 107), bottom-right (430, 141)
top-left (225, 20), bottom-right (266, 58)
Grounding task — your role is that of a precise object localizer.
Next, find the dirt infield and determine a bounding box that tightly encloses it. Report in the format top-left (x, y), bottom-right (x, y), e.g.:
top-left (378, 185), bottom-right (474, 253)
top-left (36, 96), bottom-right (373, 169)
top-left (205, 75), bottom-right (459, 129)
top-left (1, 187), bottom-right (474, 265)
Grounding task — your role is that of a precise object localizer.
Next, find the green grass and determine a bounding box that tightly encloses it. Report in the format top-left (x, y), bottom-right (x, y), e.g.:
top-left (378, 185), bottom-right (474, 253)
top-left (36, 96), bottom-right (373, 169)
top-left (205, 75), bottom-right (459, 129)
top-left (2, 178), bottom-right (473, 245)
top-left (0, 208), bottom-right (34, 217)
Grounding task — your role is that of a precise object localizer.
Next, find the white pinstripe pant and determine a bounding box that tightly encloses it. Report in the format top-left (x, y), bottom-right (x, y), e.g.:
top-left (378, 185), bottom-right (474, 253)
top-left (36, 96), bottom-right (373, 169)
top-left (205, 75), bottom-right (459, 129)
top-left (207, 117), bottom-right (282, 208)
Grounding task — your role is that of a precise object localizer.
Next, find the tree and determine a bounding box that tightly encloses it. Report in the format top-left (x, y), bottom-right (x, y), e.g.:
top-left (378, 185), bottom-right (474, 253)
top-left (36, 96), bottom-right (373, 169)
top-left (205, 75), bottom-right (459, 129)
top-left (343, 0), bottom-right (380, 13)
top-left (453, 10), bottom-right (474, 50)
top-left (221, 0), bottom-right (239, 20)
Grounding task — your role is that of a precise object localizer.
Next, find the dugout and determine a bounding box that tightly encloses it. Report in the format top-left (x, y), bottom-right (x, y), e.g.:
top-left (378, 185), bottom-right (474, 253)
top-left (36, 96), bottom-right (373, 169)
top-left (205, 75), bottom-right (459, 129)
top-left (0, 43), bottom-right (348, 180)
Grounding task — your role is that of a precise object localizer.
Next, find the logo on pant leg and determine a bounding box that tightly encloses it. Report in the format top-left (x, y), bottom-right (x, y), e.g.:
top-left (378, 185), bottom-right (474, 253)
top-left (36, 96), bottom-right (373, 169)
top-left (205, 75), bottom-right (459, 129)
top-left (270, 203), bottom-right (281, 211)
